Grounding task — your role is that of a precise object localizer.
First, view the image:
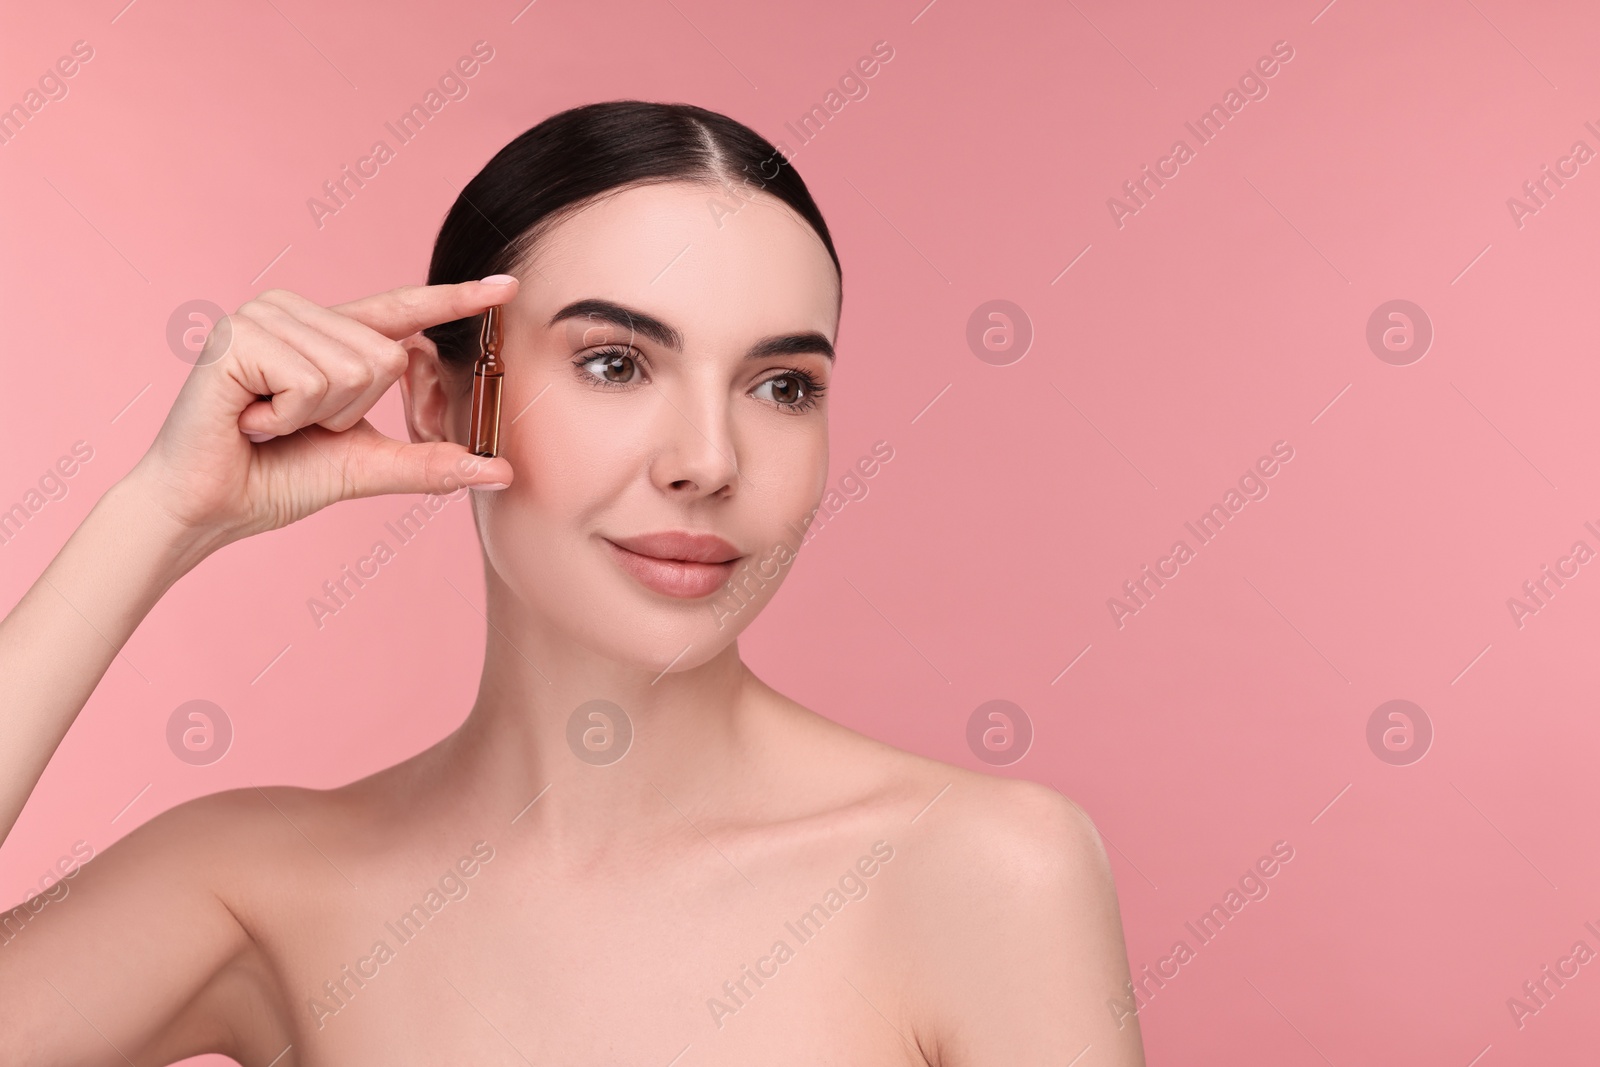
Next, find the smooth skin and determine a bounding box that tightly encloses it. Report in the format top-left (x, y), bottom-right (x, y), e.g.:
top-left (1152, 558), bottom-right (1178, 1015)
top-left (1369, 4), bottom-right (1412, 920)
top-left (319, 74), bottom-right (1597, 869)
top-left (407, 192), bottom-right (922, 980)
top-left (0, 180), bottom-right (1147, 1066)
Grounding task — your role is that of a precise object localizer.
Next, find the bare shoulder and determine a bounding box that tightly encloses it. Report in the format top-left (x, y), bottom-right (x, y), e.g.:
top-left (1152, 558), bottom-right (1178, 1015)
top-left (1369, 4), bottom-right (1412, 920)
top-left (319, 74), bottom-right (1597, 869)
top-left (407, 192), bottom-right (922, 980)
top-left (924, 771), bottom-right (1112, 893)
top-left (849, 740), bottom-right (1114, 914)
top-left (768, 695), bottom-right (1143, 1064)
top-left (767, 688), bottom-right (1112, 895)
top-left (121, 777), bottom-right (376, 860)
top-left (104, 757), bottom-right (427, 905)
top-left (0, 785), bottom-right (322, 1064)
top-left (0, 765), bottom-right (445, 1065)
top-left (90, 782), bottom-right (303, 874)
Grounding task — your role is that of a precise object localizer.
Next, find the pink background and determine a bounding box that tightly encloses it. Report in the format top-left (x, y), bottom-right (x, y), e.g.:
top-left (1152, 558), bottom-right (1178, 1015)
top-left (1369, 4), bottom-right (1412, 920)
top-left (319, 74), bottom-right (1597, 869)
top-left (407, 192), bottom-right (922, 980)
top-left (3, 0), bottom-right (1598, 1061)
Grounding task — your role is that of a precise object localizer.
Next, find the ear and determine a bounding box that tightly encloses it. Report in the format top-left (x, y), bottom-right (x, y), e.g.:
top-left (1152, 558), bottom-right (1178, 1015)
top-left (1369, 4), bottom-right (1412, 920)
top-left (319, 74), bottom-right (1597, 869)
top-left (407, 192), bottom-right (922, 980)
top-left (398, 330), bottom-right (462, 445)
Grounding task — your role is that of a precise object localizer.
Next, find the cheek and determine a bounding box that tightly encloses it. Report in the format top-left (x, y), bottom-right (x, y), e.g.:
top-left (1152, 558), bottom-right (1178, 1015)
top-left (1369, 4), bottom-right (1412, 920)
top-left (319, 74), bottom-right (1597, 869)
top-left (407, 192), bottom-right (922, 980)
top-left (514, 394), bottom-right (645, 508)
top-left (684, 402), bottom-right (831, 544)
top-left (762, 428), bottom-right (828, 520)
top-left (472, 398), bottom-right (631, 641)
top-left (476, 393), bottom-right (644, 580)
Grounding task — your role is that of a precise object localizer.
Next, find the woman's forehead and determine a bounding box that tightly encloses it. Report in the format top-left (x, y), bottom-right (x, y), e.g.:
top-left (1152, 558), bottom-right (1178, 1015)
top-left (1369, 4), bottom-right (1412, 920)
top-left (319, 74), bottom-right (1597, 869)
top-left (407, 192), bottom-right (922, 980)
top-left (517, 181), bottom-right (840, 344)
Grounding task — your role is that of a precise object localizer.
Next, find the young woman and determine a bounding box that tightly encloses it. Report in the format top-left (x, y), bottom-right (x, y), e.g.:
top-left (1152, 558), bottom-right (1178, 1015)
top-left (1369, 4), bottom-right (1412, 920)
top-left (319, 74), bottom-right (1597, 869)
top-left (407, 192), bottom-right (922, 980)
top-left (0, 101), bottom-right (1146, 1065)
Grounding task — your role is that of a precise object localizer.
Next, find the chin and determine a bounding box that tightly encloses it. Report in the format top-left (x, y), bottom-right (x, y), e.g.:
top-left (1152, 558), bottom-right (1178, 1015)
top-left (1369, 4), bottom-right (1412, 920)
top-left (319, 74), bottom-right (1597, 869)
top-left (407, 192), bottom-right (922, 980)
top-left (589, 573), bottom-right (759, 671)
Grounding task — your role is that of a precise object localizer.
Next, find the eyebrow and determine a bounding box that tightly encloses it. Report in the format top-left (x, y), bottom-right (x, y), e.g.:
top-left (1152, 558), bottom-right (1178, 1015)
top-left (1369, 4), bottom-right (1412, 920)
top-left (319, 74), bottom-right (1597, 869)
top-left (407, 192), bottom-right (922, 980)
top-left (547, 298), bottom-right (835, 362)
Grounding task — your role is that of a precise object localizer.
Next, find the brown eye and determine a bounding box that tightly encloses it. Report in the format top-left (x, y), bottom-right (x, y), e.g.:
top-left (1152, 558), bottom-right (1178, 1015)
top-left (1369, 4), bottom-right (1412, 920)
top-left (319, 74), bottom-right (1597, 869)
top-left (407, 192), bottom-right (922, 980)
top-left (599, 353), bottom-right (636, 382)
top-left (576, 348), bottom-right (643, 386)
top-left (766, 374), bottom-right (803, 405)
top-left (753, 371), bottom-right (825, 411)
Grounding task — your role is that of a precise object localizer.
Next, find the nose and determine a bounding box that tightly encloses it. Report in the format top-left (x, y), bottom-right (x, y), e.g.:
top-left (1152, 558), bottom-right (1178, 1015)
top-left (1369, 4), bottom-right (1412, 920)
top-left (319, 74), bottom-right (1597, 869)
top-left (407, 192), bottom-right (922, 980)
top-left (647, 381), bottom-right (739, 498)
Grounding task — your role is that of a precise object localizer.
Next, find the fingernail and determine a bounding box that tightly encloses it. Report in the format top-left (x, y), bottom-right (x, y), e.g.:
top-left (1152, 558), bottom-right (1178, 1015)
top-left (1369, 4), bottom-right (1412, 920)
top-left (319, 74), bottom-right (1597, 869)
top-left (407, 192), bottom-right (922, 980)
top-left (480, 274), bottom-right (516, 285)
top-left (472, 481), bottom-right (509, 491)
top-left (246, 431), bottom-right (277, 443)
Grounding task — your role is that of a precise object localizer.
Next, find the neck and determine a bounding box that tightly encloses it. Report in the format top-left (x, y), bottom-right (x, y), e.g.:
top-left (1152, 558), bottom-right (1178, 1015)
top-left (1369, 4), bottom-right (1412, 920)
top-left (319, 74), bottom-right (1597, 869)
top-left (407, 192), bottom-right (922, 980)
top-left (442, 566), bottom-right (762, 857)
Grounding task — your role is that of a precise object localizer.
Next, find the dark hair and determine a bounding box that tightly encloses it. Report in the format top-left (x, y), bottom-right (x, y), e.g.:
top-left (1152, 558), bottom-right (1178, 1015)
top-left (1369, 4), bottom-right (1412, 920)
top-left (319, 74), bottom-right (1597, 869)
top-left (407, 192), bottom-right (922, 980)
top-left (423, 100), bottom-right (842, 367)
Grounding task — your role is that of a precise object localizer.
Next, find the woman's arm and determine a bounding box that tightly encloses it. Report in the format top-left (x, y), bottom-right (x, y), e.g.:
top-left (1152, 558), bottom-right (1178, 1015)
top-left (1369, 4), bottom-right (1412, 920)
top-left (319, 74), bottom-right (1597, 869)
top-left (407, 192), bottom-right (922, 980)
top-left (0, 278), bottom-right (520, 1062)
top-left (0, 475), bottom-right (247, 1065)
top-left (1, 279), bottom-right (517, 846)
top-left (0, 471), bottom-right (210, 843)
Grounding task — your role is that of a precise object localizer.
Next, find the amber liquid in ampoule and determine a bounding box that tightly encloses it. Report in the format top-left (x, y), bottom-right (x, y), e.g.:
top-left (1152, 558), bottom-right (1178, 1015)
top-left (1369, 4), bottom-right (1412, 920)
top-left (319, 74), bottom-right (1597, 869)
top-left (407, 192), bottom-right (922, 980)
top-left (469, 362), bottom-right (504, 457)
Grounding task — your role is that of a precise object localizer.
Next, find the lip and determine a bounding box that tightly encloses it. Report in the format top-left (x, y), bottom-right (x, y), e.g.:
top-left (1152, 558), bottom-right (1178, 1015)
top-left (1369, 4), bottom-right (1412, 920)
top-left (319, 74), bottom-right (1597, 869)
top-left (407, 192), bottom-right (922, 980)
top-left (603, 531), bottom-right (744, 599)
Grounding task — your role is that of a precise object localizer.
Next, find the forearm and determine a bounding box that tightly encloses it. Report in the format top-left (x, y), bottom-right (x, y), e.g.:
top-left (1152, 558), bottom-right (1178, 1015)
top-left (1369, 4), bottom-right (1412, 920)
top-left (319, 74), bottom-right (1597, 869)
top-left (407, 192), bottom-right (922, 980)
top-left (0, 472), bottom-right (211, 843)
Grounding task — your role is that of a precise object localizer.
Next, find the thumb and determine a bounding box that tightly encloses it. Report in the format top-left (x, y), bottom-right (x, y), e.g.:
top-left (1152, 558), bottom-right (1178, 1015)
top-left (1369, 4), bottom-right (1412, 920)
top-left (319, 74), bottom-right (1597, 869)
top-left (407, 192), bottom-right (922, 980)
top-left (334, 422), bottom-right (513, 498)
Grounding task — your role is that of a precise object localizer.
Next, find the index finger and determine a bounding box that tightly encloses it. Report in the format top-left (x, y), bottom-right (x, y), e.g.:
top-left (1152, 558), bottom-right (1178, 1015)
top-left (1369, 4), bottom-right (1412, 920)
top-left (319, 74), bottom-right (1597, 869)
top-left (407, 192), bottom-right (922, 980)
top-left (329, 275), bottom-right (519, 340)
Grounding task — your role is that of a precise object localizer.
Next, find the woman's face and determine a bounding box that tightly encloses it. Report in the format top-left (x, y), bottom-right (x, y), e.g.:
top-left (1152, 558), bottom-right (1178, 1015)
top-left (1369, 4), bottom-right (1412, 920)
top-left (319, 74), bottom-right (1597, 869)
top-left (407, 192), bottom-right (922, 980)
top-left (460, 179), bottom-right (840, 671)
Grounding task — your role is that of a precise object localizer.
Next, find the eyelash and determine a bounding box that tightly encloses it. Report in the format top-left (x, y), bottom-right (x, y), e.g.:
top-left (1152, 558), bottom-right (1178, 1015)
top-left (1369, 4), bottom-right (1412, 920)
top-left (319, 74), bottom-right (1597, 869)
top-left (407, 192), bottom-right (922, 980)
top-left (571, 345), bottom-right (828, 413)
